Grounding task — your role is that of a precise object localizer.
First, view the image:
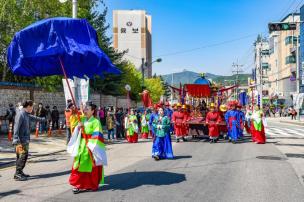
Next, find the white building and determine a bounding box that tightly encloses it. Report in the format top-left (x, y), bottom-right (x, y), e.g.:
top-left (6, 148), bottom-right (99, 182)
top-left (113, 10), bottom-right (152, 78)
top-left (254, 35), bottom-right (270, 104)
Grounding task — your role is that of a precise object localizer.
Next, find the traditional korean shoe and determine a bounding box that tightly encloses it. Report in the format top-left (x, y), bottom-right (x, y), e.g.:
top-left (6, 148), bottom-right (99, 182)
top-left (72, 188), bottom-right (80, 194)
top-left (176, 139), bottom-right (180, 143)
top-left (154, 156), bottom-right (160, 161)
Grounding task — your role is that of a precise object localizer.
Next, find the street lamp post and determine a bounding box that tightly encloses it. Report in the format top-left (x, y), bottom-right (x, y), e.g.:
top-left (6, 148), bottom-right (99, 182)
top-left (141, 58), bottom-right (162, 89)
top-left (59, 0), bottom-right (77, 18)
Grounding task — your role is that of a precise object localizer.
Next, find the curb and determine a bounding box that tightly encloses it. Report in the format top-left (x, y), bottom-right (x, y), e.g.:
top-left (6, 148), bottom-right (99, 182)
top-left (0, 149), bottom-right (66, 170)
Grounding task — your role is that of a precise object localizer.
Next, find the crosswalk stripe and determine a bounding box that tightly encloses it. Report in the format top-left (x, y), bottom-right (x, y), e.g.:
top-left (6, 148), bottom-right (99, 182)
top-left (266, 128), bottom-right (304, 137)
top-left (266, 128), bottom-right (293, 137)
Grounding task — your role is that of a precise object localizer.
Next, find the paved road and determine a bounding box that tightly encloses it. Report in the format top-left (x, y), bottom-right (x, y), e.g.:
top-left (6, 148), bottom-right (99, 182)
top-left (1, 120), bottom-right (304, 202)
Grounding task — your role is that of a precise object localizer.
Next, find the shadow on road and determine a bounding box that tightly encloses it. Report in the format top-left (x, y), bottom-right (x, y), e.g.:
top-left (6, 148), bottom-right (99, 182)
top-left (29, 170), bottom-right (70, 180)
top-left (285, 153), bottom-right (304, 158)
top-left (102, 171), bottom-right (186, 191)
top-left (275, 143), bottom-right (304, 147)
top-left (0, 189), bottom-right (21, 199)
top-left (172, 155), bottom-right (192, 160)
top-left (256, 155), bottom-right (287, 161)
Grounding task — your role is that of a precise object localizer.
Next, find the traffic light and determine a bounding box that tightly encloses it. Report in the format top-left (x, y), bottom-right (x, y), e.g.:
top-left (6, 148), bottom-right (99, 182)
top-left (268, 22), bottom-right (296, 32)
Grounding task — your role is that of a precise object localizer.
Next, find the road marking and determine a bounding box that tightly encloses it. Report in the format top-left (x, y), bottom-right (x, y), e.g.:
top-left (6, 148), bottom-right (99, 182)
top-left (266, 127), bottom-right (304, 138)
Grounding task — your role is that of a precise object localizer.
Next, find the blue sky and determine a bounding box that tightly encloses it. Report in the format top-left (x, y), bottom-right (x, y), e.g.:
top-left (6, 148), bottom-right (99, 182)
top-left (102, 0), bottom-right (302, 76)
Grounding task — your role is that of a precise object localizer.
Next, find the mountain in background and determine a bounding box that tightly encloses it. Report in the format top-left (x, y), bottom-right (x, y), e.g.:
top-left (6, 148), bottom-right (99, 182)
top-left (160, 70), bottom-right (251, 86)
top-left (161, 70), bottom-right (219, 85)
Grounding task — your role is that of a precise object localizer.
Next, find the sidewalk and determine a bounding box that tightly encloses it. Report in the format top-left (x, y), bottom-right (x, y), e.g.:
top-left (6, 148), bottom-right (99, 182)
top-left (0, 132), bottom-right (67, 169)
top-left (267, 116), bottom-right (304, 126)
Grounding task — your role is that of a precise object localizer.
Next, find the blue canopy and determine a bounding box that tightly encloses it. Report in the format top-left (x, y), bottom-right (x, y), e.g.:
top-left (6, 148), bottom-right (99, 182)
top-left (7, 17), bottom-right (120, 78)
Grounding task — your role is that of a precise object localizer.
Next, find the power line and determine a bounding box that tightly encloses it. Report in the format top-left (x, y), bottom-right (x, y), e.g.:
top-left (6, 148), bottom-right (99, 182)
top-left (153, 33), bottom-right (258, 58)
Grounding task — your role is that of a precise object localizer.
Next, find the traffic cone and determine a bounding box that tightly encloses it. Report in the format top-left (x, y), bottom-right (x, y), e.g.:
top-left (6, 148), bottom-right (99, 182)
top-left (8, 122), bottom-right (13, 141)
top-left (35, 122), bottom-right (39, 138)
top-left (48, 121), bottom-right (52, 137)
top-left (58, 121), bottom-right (62, 135)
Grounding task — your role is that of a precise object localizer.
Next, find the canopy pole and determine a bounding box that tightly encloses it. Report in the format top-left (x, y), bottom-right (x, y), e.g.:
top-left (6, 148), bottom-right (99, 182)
top-left (59, 57), bottom-right (81, 122)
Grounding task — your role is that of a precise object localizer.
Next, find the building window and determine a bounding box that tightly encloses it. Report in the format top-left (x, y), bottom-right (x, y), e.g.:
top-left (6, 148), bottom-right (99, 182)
top-left (285, 36), bottom-right (297, 45)
top-left (262, 63), bottom-right (269, 69)
top-left (285, 55), bottom-right (296, 64)
top-left (261, 49), bottom-right (269, 55)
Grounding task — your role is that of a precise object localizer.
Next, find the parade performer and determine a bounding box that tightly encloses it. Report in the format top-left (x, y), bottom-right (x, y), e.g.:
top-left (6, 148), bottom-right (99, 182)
top-left (164, 102), bottom-right (174, 134)
top-left (181, 105), bottom-right (190, 138)
top-left (206, 103), bottom-right (221, 143)
top-left (140, 89), bottom-right (153, 108)
top-left (237, 104), bottom-right (245, 139)
top-left (141, 110), bottom-right (150, 139)
top-left (152, 107), bottom-right (174, 160)
top-left (149, 105), bottom-right (159, 138)
top-left (250, 105), bottom-right (266, 144)
top-left (69, 102), bottom-right (107, 194)
top-left (225, 101), bottom-right (241, 143)
top-left (219, 104), bottom-right (228, 139)
top-left (172, 103), bottom-right (187, 142)
top-left (245, 106), bottom-right (252, 134)
top-left (126, 109), bottom-right (139, 143)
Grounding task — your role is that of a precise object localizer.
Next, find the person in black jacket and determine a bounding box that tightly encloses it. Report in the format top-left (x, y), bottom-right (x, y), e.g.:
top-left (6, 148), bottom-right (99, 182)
top-left (36, 103), bottom-right (47, 134)
top-left (51, 106), bottom-right (60, 130)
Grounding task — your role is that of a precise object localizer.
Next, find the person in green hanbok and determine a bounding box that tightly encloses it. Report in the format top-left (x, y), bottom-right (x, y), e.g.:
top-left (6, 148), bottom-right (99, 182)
top-left (126, 109), bottom-right (139, 143)
top-left (250, 105), bottom-right (266, 144)
top-left (141, 110), bottom-right (150, 139)
top-left (69, 102), bottom-right (107, 194)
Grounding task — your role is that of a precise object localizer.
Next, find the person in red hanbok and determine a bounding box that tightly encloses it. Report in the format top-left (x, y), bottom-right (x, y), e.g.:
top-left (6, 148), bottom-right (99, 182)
top-left (172, 103), bottom-right (187, 143)
top-left (219, 104), bottom-right (228, 139)
top-left (206, 103), bottom-right (221, 143)
top-left (250, 105), bottom-right (266, 144)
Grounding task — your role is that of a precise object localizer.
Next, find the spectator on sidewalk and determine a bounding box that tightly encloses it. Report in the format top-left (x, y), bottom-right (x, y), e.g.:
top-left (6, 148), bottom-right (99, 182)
top-left (106, 111), bottom-right (116, 141)
top-left (51, 106), bottom-right (60, 130)
top-left (278, 107), bottom-right (283, 117)
top-left (115, 108), bottom-right (124, 139)
top-left (45, 105), bottom-right (52, 130)
top-left (98, 107), bottom-right (105, 126)
top-left (291, 107), bottom-right (297, 120)
top-left (12, 100), bottom-right (46, 181)
top-left (36, 103), bottom-right (47, 134)
top-left (65, 103), bottom-right (73, 144)
top-left (5, 103), bottom-right (16, 128)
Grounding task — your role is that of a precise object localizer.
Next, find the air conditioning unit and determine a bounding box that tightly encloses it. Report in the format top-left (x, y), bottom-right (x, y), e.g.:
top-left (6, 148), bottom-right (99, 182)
top-left (278, 92), bottom-right (284, 96)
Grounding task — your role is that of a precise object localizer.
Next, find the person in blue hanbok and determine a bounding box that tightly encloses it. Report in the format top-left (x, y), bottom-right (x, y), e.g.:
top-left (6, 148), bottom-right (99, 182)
top-left (164, 102), bottom-right (174, 134)
top-left (152, 107), bottom-right (174, 160)
top-left (149, 104), bottom-right (159, 138)
top-left (237, 104), bottom-right (245, 139)
top-left (225, 101), bottom-right (241, 144)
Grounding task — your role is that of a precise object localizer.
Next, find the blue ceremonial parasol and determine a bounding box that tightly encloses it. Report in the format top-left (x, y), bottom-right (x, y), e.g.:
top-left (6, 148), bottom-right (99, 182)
top-left (7, 17), bottom-right (121, 106)
top-left (7, 17), bottom-right (120, 78)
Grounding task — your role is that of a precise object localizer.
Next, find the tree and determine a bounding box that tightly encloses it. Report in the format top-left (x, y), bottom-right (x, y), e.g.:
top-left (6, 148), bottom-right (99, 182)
top-left (159, 76), bottom-right (171, 99)
top-left (0, 0), bottom-right (129, 93)
top-left (145, 77), bottom-right (165, 103)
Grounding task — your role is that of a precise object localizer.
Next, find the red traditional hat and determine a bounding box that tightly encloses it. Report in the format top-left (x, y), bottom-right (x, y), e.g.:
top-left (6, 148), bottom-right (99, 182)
top-left (153, 104), bottom-right (158, 109)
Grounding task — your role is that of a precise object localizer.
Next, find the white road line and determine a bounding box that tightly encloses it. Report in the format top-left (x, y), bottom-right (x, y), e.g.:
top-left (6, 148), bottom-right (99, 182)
top-left (266, 128), bottom-right (293, 137)
top-left (266, 127), bottom-right (304, 137)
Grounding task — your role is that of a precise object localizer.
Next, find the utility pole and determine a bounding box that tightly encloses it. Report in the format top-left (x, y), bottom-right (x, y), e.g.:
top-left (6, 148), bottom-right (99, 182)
top-left (141, 58), bottom-right (145, 90)
top-left (232, 60), bottom-right (243, 99)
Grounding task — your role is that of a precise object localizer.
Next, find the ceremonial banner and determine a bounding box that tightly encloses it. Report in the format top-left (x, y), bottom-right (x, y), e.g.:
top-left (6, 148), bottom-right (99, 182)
top-left (63, 78), bottom-right (90, 106)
